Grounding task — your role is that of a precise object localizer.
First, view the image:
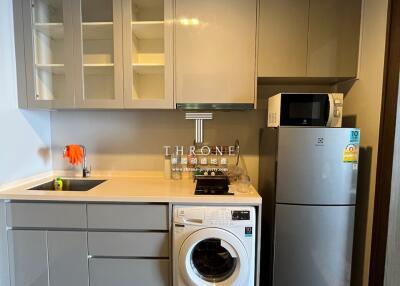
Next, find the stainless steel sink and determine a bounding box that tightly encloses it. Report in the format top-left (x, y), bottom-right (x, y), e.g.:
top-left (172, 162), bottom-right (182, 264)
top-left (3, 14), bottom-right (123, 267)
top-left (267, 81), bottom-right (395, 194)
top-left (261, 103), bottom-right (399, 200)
top-left (28, 179), bottom-right (106, 191)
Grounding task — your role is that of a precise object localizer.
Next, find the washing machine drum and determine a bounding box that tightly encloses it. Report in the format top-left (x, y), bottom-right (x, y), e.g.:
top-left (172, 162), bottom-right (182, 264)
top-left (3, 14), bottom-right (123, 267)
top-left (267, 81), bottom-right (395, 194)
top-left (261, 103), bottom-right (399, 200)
top-left (179, 228), bottom-right (249, 286)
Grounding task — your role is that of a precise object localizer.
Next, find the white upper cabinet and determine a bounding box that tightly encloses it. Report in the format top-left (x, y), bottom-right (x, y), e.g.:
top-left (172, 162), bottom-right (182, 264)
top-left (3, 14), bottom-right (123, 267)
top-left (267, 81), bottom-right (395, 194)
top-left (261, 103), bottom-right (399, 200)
top-left (258, 0), bottom-right (309, 77)
top-left (307, 0), bottom-right (362, 78)
top-left (258, 0), bottom-right (362, 79)
top-left (14, 0), bottom-right (362, 109)
top-left (15, 0), bottom-right (173, 109)
top-left (17, 0), bottom-right (75, 109)
top-left (175, 0), bottom-right (257, 107)
top-left (73, 0), bottom-right (124, 108)
top-left (122, 0), bottom-right (174, 108)
top-left (14, 0), bottom-right (125, 109)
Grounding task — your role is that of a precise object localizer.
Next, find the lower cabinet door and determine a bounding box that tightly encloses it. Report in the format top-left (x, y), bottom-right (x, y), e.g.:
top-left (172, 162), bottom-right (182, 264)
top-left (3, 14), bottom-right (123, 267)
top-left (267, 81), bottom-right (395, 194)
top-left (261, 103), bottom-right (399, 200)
top-left (8, 230), bottom-right (89, 286)
top-left (47, 231), bottom-right (89, 286)
top-left (89, 258), bottom-right (170, 286)
top-left (8, 230), bottom-right (49, 286)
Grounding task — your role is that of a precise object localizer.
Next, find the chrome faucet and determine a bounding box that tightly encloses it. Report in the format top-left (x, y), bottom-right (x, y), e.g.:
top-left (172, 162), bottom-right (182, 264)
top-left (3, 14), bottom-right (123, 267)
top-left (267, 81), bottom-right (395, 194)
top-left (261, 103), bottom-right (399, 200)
top-left (63, 145), bottom-right (91, 178)
top-left (80, 145), bottom-right (90, 178)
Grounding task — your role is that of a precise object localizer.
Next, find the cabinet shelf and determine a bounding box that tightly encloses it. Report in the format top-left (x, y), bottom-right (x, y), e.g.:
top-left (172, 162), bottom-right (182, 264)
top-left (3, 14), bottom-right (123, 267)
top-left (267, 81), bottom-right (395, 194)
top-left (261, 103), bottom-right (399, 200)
top-left (132, 64), bottom-right (164, 75)
top-left (84, 64), bottom-right (114, 75)
top-left (36, 64), bottom-right (65, 74)
top-left (84, 63), bottom-right (114, 67)
top-left (131, 21), bottom-right (164, 40)
top-left (34, 23), bottom-right (64, 39)
top-left (82, 22), bottom-right (113, 40)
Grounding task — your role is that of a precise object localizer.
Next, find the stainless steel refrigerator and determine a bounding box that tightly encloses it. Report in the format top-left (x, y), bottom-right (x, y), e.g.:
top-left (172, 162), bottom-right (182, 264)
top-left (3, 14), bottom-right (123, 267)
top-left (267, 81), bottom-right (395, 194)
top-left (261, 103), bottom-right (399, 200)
top-left (259, 127), bottom-right (359, 286)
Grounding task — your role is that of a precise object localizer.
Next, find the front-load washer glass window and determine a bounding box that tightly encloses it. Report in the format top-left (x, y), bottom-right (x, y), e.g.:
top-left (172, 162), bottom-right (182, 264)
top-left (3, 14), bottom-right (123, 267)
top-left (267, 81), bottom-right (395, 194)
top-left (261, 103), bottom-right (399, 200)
top-left (179, 228), bottom-right (249, 286)
top-left (191, 238), bottom-right (237, 282)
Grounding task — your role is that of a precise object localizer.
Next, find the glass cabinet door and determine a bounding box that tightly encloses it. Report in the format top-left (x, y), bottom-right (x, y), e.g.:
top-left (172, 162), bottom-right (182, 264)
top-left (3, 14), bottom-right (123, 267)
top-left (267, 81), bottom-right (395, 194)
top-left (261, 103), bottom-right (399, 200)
top-left (22, 0), bottom-right (75, 108)
top-left (122, 0), bottom-right (173, 108)
top-left (73, 0), bottom-right (123, 108)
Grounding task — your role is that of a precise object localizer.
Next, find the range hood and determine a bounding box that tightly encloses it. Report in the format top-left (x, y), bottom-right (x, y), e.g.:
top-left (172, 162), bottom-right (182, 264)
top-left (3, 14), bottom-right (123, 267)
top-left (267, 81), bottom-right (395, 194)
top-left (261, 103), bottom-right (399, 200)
top-left (176, 103), bottom-right (254, 110)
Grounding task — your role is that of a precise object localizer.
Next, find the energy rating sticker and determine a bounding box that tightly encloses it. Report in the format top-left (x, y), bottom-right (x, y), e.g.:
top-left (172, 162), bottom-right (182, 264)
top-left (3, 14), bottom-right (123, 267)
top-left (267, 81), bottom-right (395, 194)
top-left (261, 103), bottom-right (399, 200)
top-left (350, 130), bottom-right (360, 144)
top-left (343, 144), bottom-right (359, 163)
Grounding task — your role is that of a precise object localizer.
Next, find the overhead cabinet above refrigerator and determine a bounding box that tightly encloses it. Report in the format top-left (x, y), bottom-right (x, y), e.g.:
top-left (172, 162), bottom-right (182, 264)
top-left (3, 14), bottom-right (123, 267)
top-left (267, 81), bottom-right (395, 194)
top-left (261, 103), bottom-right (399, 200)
top-left (258, 0), bottom-right (362, 81)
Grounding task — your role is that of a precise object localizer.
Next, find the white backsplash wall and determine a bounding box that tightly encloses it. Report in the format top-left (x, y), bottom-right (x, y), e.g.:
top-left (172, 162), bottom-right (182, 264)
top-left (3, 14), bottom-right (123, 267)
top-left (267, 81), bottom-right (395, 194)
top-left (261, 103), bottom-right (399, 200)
top-left (0, 0), bottom-right (52, 186)
top-left (50, 110), bottom-right (265, 185)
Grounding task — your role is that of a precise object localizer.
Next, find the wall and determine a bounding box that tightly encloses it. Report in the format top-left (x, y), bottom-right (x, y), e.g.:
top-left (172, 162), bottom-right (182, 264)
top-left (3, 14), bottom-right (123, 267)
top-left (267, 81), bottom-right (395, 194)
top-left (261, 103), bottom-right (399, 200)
top-left (51, 110), bottom-right (265, 185)
top-left (336, 0), bottom-right (389, 284)
top-left (384, 78), bottom-right (400, 286)
top-left (0, 0), bottom-right (52, 186)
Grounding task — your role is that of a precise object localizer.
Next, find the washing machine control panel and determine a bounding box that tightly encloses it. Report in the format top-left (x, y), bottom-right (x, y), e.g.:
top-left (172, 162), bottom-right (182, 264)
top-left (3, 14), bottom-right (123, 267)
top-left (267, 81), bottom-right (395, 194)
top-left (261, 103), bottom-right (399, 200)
top-left (174, 207), bottom-right (254, 226)
top-left (232, 210), bottom-right (250, 220)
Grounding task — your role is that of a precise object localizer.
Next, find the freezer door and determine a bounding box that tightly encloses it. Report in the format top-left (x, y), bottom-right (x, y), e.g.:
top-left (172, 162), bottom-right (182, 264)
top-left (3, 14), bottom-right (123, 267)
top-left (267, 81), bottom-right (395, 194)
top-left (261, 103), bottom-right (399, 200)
top-left (276, 128), bottom-right (358, 204)
top-left (273, 204), bottom-right (355, 286)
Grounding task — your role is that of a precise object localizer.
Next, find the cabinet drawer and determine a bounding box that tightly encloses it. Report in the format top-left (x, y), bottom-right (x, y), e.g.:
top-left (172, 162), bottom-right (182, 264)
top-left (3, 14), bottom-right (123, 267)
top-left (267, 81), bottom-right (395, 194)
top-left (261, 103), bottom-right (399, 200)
top-left (6, 202), bottom-right (87, 228)
top-left (87, 204), bottom-right (168, 230)
top-left (89, 258), bottom-right (169, 286)
top-left (88, 232), bottom-right (169, 257)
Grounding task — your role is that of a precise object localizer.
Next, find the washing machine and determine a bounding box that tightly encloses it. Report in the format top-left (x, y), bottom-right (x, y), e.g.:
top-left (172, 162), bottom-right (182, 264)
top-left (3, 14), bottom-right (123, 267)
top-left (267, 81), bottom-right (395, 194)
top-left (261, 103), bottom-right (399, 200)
top-left (173, 206), bottom-right (256, 286)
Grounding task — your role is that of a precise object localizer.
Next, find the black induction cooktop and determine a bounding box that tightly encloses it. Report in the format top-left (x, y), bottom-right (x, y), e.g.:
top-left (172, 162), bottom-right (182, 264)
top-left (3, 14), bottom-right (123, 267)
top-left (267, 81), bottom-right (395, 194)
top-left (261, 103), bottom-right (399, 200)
top-left (194, 175), bottom-right (233, 195)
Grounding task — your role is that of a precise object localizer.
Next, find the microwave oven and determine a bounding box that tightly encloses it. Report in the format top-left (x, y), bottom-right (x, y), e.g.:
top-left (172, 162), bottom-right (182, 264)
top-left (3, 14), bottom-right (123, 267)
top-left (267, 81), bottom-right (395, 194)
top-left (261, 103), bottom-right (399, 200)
top-left (267, 93), bottom-right (343, 127)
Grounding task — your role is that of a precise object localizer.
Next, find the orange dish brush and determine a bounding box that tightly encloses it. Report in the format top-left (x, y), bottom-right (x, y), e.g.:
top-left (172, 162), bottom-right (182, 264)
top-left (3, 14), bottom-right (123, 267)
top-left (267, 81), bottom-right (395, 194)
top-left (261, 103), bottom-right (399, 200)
top-left (63, 144), bottom-right (84, 165)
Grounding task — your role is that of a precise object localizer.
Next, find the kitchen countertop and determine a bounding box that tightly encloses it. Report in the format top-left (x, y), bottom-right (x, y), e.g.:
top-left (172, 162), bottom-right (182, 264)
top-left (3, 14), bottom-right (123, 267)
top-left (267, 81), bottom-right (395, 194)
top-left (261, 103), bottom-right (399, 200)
top-left (0, 171), bottom-right (262, 205)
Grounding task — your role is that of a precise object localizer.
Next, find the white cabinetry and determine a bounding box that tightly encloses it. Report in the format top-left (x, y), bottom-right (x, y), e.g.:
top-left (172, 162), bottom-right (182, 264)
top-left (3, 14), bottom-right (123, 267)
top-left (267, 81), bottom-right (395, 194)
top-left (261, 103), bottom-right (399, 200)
top-left (175, 0), bottom-right (258, 107)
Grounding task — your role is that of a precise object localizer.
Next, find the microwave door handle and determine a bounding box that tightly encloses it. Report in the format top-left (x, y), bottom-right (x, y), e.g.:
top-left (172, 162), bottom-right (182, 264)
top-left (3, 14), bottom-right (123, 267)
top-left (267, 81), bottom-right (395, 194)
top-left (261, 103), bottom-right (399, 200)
top-left (327, 95), bottom-right (335, 126)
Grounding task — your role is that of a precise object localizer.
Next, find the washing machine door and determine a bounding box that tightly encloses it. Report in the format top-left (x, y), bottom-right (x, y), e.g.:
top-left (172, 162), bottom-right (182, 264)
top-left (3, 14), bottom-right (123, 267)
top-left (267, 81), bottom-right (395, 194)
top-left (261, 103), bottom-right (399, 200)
top-left (179, 228), bottom-right (249, 286)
